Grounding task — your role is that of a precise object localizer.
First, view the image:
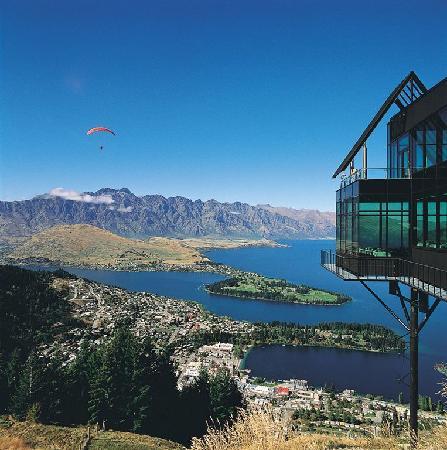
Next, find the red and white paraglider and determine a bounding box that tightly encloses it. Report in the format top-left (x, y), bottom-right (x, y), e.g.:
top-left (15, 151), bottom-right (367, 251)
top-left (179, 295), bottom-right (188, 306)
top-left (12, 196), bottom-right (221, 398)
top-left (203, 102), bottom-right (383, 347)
top-left (86, 126), bottom-right (116, 150)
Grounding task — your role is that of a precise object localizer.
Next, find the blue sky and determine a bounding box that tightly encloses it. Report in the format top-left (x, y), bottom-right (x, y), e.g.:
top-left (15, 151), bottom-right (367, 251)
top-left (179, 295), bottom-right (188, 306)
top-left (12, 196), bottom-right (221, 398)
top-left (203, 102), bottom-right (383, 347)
top-left (1, 0), bottom-right (446, 210)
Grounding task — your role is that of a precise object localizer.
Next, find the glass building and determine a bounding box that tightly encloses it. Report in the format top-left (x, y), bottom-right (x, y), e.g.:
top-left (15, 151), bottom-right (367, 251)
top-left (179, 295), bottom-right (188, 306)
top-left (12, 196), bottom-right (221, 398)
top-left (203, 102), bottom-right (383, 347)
top-left (321, 72), bottom-right (447, 444)
top-left (329, 73), bottom-right (447, 279)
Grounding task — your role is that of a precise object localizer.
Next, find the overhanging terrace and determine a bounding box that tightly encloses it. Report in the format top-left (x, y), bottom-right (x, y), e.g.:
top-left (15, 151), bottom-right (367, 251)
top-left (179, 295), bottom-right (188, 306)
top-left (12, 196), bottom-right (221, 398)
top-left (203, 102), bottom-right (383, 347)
top-left (321, 250), bottom-right (447, 301)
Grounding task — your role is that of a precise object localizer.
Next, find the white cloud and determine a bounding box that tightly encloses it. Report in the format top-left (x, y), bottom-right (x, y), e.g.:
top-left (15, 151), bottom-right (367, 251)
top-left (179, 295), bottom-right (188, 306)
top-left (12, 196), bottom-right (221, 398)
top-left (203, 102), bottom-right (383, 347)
top-left (117, 206), bottom-right (133, 213)
top-left (49, 188), bottom-right (114, 205)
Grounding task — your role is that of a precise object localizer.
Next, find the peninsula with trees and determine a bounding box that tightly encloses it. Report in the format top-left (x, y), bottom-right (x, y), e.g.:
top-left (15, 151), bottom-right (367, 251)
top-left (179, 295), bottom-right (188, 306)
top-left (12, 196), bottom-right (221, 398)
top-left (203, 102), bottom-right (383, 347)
top-left (206, 272), bottom-right (351, 305)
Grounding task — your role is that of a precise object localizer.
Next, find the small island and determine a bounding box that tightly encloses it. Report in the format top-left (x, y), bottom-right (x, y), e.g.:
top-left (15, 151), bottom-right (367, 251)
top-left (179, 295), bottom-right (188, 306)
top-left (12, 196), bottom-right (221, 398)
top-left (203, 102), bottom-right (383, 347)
top-left (206, 272), bottom-right (351, 305)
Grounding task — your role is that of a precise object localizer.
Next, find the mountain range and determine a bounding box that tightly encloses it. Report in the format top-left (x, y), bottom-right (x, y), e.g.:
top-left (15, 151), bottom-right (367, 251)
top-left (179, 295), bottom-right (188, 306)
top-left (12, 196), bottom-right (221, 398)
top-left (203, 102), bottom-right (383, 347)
top-left (0, 188), bottom-right (335, 242)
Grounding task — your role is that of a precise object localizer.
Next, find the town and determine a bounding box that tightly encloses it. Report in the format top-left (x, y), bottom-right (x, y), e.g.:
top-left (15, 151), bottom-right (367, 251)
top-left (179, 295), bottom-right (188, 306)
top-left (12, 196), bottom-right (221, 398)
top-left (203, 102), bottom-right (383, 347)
top-left (33, 273), bottom-right (444, 438)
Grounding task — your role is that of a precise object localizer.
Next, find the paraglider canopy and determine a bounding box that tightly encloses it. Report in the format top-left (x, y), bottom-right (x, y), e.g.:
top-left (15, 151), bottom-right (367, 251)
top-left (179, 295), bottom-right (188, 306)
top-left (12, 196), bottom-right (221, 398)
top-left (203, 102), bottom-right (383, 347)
top-left (86, 126), bottom-right (116, 136)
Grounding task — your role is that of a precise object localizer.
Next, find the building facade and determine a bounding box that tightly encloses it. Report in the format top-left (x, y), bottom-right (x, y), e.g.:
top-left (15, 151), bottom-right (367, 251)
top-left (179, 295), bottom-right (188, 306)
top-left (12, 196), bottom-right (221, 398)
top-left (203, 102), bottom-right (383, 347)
top-left (321, 72), bottom-right (447, 444)
top-left (325, 72), bottom-right (447, 299)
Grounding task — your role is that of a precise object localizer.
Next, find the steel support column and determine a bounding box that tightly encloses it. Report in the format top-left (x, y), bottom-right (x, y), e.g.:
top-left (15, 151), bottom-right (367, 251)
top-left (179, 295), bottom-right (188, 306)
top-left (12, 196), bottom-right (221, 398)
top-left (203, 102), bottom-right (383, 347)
top-left (409, 298), bottom-right (419, 447)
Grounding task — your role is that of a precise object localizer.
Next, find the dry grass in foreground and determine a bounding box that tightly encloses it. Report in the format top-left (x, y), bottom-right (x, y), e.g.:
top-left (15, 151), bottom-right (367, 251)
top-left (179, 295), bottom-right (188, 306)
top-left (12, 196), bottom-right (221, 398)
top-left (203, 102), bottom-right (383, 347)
top-left (0, 437), bottom-right (30, 450)
top-left (191, 409), bottom-right (447, 450)
top-left (0, 420), bottom-right (85, 449)
top-left (0, 420), bottom-right (184, 450)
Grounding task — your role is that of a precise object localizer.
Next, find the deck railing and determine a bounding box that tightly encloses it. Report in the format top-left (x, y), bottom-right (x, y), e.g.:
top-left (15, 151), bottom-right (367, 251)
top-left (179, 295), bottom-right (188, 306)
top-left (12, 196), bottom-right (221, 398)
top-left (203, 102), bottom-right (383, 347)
top-left (321, 250), bottom-right (447, 300)
top-left (339, 166), bottom-right (439, 189)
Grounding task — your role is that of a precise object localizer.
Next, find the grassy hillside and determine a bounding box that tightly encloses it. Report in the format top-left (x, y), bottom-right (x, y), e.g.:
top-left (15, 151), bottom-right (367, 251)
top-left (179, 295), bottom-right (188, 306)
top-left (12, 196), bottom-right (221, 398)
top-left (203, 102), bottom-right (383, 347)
top-left (5, 224), bottom-right (282, 270)
top-left (0, 419), bottom-right (184, 449)
top-left (6, 224), bottom-right (206, 269)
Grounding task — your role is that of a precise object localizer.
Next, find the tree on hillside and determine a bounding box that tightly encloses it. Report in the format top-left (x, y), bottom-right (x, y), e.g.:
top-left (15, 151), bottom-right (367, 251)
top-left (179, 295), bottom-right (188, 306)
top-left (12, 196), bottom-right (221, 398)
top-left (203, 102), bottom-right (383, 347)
top-left (65, 340), bottom-right (96, 425)
top-left (88, 326), bottom-right (138, 430)
top-left (209, 369), bottom-right (243, 427)
top-left (179, 370), bottom-right (211, 441)
top-left (146, 348), bottom-right (179, 438)
top-left (11, 352), bottom-right (66, 423)
top-left (131, 337), bottom-right (157, 433)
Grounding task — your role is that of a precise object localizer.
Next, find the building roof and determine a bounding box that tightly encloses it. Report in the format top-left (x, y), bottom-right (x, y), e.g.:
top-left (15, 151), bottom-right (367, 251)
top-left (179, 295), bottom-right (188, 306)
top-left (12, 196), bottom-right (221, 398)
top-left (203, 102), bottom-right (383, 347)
top-left (332, 71), bottom-right (427, 178)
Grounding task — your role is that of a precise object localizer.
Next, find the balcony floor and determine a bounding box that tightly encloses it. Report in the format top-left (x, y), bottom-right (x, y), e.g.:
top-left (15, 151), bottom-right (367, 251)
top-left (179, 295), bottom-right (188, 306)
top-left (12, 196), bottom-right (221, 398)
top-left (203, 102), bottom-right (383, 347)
top-left (322, 263), bottom-right (447, 301)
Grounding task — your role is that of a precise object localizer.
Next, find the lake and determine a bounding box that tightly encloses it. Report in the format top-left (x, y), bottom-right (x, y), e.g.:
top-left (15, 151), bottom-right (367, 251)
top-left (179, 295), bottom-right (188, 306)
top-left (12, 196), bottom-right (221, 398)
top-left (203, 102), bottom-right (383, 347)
top-left (44, 239), bottom-right (446, 401)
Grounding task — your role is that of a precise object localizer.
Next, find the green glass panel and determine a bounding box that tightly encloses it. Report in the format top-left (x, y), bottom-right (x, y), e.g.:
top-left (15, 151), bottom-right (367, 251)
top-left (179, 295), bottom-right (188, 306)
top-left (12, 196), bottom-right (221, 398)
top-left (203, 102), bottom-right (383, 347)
top-left (387, 215), bottom-right (402, 249)
top-left (388, 202), bottom-right (402, 211)
top-left (359, 202), bottom-right (381, 211)
top-left (381, 215), bottom-right (387, 246)
top-left (417, 216), bottom-right (424, 247)
top-left (402, 216), bottom-right (409, 248)
top-left (427, 216), bottom-right (437, 248)
top-left (428, 202), bottom-right (437, 215)
top-left (417, 201), bottom-right (424, 215)
top-left (440, 216), bottom-right (447, 249)
top-left (358, 215), bottom-right (380, 249)
top-left (443, 130), bottom-right (447, 144)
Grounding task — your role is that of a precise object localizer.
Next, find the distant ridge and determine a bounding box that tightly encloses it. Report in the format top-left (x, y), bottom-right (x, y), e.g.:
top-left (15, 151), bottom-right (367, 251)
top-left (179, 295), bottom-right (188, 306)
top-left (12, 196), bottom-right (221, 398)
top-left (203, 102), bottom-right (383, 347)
top-left (0, 188), bottom-right (335, 242)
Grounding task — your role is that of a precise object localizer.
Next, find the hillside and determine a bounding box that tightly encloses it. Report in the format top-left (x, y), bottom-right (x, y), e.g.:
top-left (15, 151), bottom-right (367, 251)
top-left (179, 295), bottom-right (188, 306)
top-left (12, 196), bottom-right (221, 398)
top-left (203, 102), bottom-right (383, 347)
top-left (0, 188), bottom-right (336, 243)
top-left (5, 224), bottom-right (283, 269)
top-left (6, 224), bottom-right (207, 269)
top-left (0, 419), bottom-right (184, 450)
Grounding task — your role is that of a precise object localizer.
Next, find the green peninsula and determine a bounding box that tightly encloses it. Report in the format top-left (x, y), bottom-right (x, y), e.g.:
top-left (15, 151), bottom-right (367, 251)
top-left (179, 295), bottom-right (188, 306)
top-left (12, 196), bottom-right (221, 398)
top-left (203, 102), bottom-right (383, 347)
top-left (206, 272), bottom-right (351, 305)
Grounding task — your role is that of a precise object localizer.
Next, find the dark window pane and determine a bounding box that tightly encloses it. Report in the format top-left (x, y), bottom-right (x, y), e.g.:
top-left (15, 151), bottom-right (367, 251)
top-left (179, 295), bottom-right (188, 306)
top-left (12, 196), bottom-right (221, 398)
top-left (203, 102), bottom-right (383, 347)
top-left (426, 145), bottom-right (437, 167)
top-left (416, 130), bottom-right (424, 144)
top-left (415, 144), bottom-right (424, 169)
top-left (442, 145), bottom-right (447, 162)
top-left (426, 129), bottom-right (436, 145)
top-left (399, 134), bottom-right (409, 148)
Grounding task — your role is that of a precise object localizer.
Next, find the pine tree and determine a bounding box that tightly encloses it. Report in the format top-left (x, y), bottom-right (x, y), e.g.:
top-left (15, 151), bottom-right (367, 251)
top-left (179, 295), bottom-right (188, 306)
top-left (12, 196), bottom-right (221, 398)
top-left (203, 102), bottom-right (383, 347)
top-left (89, 326), bottom-right (138, 430)
top-left (64, 340), bottom-right (93, 424)
top-left (209, 369), bottom-right (243, 427)
top-left (179, 370), bottom-right (211, 442)
top-left (10, 352), bottom-right (63, 422)
top-left (148, 348), bottom-right (179, 439)
top-left (88, 346), bottom-right (109, 426)
top-left (130, 337), bottom-right (157, 433)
